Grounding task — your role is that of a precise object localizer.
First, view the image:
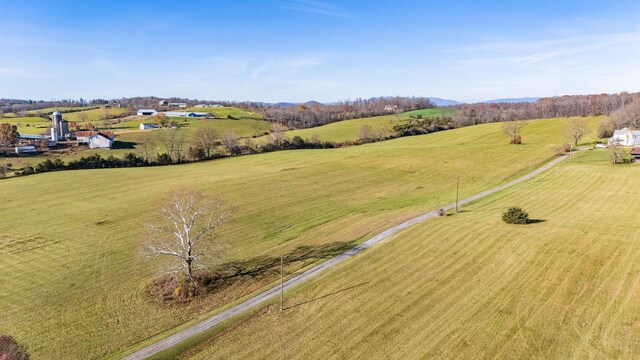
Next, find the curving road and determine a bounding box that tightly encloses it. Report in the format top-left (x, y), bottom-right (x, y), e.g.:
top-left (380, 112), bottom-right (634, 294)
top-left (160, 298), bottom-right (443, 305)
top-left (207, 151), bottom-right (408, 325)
top-left (122, 152), bottom-right (574, 360)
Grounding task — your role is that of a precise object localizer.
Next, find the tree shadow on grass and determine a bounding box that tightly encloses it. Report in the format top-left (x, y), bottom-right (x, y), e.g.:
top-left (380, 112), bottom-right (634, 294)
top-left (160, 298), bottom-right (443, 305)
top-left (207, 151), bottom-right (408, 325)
top-left (149, 241), bottom-right (357, 303)
top-left (284, 281), bottom-right (370, 310)
top-left (113, 140), bottom-right (136, 149)
top-left (528, 219), bottom-right (546, 224)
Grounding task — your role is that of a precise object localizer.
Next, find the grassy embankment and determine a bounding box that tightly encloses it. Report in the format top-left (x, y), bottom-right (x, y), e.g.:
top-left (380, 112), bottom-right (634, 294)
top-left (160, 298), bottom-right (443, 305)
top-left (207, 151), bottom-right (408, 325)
top-left (0, 117), bottom-right (602, 359)
top-left (181, 148), bottom-right (640, 360)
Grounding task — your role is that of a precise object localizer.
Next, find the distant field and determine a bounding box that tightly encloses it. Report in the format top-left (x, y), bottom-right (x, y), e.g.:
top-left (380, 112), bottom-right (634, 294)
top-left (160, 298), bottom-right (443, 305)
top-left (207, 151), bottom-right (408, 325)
top-left (183, 149), bottom-right (640, 360)
top-left (183, 107), bottom-right (264, 120)
top-left (25, 106), bottom-right (99, 115)
top-left (61, 107), bottom-right (129, 123)
top-left (257, 108), bottom-right (458, 144)
top-left (0, 117), bottom-right (603, 359)
top-left (402, 107), bottom-right (458, 118)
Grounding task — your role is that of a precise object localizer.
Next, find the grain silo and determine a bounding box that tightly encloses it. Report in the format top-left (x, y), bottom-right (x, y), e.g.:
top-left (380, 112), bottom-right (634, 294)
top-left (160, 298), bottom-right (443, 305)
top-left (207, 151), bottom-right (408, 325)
top-left (51, 111), bottom-right (63, 138)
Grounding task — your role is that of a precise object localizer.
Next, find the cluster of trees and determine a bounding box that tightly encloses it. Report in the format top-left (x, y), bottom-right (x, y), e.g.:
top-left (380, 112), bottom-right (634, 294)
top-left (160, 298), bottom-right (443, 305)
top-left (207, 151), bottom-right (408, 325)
top-left (0, 124), bottom-right (19, 151)
top-left (18, 153), bottom-right (151, 176)
top-left (393, 117), bottom-right (453, 137)
top-left (451, 92), bottom-right (640, 127)
top-left (252, 97), bottom-right (433, 129)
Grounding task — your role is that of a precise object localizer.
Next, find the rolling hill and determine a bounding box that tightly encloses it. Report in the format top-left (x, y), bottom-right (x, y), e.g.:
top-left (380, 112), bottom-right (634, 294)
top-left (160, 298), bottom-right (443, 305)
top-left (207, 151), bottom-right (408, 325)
top-left (1, 116), bottom-right (603, 359)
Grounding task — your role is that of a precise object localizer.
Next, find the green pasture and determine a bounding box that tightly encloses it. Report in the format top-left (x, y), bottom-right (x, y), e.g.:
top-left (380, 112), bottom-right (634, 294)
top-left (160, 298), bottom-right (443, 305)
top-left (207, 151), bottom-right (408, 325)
top-left (185, 149), bottom-right (640, 359)
top-left (0, 117), bottom-right (602, 359)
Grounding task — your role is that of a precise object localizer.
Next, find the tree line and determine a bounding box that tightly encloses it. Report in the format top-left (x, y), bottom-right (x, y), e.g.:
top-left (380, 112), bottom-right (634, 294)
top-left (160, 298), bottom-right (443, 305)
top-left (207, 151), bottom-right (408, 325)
top-left (449, 92), bottom-right (640, 128)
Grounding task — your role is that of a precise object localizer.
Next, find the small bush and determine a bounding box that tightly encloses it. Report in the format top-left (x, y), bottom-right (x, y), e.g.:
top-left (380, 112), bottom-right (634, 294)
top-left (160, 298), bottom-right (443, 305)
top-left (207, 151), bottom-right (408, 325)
top-left (437, 208), bottom-right (447, 217)
top-left (554, 143), bottom-right (571, 156)
top-left (502, 207), bottom-right (529, 224)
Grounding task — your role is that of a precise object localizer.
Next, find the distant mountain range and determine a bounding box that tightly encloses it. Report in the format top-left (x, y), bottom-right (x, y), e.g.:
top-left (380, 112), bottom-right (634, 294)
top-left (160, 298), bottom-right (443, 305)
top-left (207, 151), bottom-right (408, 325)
top-left (482, 97), bottom-right (540, 104)
top-left (272, 97), bottom-right (540, 107)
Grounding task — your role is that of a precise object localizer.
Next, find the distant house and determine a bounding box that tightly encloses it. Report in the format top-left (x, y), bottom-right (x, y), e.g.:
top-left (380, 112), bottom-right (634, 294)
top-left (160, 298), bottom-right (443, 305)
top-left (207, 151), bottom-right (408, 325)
top-left (15, 145), bottom-right (37, 155)
top-left (168, 102), bottom-right (187, 108)
top-left (137, 109), bottom-right (158, 116)
top-left (610, 128), bottom-right (640, 146)
top-left (89, 133), bottom-right (115, 149)
top-left (158, 100), bottom-right (169, 106)
top-left (140, 123), bottom-right (159, 130)
top-left (631, 147), bottom-right (640, 162)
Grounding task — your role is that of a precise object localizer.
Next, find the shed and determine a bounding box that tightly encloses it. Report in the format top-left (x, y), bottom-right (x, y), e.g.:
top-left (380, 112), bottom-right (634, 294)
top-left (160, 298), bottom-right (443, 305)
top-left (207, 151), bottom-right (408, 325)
top-left (15, 146), bottom-right (38, 155)
top-left (137, 109), bottom-right (158, 116)
top-left (140, 123), bottom-right (159, 130)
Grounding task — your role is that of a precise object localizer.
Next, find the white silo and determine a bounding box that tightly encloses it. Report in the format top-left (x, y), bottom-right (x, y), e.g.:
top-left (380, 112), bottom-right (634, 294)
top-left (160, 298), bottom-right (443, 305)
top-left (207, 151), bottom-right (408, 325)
top-left (50, 127), bottom-right (58, 146)
top-left (51, 111), bottom-right (63, 138)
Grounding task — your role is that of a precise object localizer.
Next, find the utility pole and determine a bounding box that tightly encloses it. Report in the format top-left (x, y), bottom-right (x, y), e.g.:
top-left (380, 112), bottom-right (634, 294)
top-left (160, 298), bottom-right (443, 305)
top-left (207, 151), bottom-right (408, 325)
top-left (280, 255), bottom-right (284, 311)
top-left (569, 145), bottom-right (573, 160)
top-left (455, 173), bottom-right (460, 213)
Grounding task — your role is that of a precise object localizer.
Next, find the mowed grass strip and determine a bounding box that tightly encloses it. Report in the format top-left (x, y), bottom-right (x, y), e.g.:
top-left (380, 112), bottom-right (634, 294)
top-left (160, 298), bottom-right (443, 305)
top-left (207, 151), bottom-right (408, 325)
top-left (183, 150), bottom-right (640, 360)
top-left (0, 117), bottom-right (602, 359)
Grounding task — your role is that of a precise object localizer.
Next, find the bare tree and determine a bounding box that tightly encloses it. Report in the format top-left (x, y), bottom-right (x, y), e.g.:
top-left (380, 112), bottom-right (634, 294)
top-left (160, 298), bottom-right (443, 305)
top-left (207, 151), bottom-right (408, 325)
top-left (193, 127), bottom-right (218, 158)
top-left (609, 144), bottom-right (626, 164)
top-left (0, 123), bottom-right (19, 147)
top-left (269, 123), bottom-right (288, 148)
top-left (146, 190), bottom-right (229, 283)
top-left (359, 124), bottom-right (373, 142)
top-left (308, 133), bottom-right (321, 144)
top-left (565, 118), bottom-right (591, 146)
top-left (156, 129), bottom-right (186, 163)
top-left (502, 120), bottom-right (526, 144)
top-left (611, 99), bottom-right (640, 129)
top-left (221, 130), bottom-right (239, 155)
top-left (136, 142), bottom-right (156, 163)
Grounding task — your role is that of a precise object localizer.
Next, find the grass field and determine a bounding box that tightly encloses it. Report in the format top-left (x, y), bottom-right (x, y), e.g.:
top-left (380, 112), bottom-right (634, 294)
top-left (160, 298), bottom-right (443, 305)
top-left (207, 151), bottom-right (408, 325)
top-left (256, 108), bottom-right (457, 144)
top-left (0, 117), bottom-right (603, 359)
top-left (182, 107), bottom-right (264, 120)
top-left (182, 149), bottom-right (640, 360)
top-left (25, 106), bottom-right (98, 115)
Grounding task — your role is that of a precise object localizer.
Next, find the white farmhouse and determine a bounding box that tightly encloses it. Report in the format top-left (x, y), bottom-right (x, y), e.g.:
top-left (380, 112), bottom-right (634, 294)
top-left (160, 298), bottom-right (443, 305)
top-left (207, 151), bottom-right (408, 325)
top-left (610, 128), bottom-right (640, 146)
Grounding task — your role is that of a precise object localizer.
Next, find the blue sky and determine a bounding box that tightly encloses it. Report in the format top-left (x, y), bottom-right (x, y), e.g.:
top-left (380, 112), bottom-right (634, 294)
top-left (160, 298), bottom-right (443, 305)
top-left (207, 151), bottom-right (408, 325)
top-left (1, 0), bottom-right (639, 102)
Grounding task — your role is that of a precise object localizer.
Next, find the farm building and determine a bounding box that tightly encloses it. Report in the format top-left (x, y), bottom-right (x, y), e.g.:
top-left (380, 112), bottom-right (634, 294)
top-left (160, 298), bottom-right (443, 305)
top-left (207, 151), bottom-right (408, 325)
top-left (76, 131), bottom-right (115, 146)
top-left (140, 123), bottom-right (159, 130)
top-left (631, 148), bottom-right (640, 162)
top-left (610, 128), bottom-right (640, 146)
top-left (137, 109), bottom-right (158, 116)
top-left (15, 146), bottom-right (37, 155)
top-left (162, 111), bottom-right (209, 118)
top-left (168, 102), bottom-right (187, 108)
top-left (158, 100), bottom-right (169, 106)
top-left (88, 133), bottom-right (114, 149)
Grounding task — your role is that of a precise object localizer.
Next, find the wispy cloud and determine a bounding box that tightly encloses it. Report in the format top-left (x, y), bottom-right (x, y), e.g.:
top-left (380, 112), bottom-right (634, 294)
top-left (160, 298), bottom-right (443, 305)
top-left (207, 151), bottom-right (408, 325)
top-left (457, 30), bottom-right (640, 66)
top-left (249, 60), bottom-right (274, 79)
top-left (280, 0), bottom-right (349, 18)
